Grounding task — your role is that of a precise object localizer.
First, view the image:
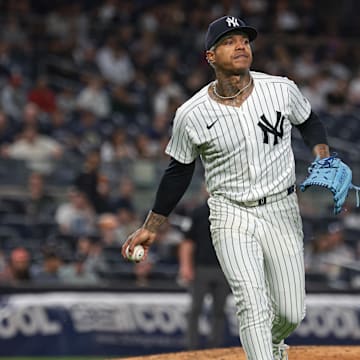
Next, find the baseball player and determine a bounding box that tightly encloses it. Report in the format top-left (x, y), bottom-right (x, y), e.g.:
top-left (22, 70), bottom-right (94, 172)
top-left (122, 16), bottom-right (330, 360)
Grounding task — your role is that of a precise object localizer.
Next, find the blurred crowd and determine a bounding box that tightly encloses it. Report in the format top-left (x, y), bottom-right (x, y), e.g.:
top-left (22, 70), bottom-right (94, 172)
top-left (0, 0), bottom-right (360, 290)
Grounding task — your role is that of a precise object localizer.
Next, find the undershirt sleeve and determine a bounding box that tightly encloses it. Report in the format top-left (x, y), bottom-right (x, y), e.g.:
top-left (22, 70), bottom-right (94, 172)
top-left (295, 110), bottom-right (328, 149)
top-left (152, 158), bottom-right (196, 216)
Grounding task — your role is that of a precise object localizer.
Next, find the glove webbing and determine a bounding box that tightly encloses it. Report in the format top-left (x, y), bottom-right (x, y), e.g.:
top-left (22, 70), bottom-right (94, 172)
top-left (310, 154), bottom-right (360, 209)
top-left (309, 154), bottom-right (337, 172)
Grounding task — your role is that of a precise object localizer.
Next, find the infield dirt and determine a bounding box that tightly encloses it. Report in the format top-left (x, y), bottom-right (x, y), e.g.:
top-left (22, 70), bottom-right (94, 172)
top-left (119, 346), bottom-right (360, 359)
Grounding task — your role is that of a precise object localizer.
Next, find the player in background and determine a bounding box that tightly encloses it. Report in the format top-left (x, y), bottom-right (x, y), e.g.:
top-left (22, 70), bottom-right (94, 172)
top-left (122, 16), bottom-right (330, 360)
top-left (178, 187), bottom-right (230, 350)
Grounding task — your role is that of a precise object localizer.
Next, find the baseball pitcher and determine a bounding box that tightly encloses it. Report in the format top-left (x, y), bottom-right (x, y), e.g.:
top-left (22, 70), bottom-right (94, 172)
top-left (122, 16), bottom-right (359, 360)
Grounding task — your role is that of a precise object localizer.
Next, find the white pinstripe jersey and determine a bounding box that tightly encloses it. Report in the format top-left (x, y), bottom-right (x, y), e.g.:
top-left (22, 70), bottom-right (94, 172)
top-left (165, 71), bottom-right (311, 202)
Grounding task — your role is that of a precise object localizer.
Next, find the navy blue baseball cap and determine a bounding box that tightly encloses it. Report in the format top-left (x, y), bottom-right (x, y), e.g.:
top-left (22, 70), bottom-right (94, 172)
top-left (205, 16), bottom-right (257, 50)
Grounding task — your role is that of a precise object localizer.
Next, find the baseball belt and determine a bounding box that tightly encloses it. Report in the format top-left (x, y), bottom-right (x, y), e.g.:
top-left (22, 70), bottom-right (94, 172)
top-left (237, 185), bottom-right (296, 207)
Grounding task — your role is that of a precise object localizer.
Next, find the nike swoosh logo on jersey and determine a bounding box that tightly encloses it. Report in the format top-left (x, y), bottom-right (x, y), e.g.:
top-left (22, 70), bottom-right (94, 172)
top-left (206, 120), bottom-right (218, 129)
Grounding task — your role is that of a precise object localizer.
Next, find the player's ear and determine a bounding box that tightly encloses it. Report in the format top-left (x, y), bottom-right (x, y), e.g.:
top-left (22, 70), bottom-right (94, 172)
top-left (206, 50), bottom-right (215, 65)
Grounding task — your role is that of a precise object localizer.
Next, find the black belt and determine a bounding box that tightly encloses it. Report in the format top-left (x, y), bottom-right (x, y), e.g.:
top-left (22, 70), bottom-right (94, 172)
top-left (239, 185), bottom-right (296, 207)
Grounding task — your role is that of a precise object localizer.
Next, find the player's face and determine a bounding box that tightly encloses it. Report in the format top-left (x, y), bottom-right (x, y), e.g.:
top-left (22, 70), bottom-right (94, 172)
top-left (208, 32), bottom-right (253, 74)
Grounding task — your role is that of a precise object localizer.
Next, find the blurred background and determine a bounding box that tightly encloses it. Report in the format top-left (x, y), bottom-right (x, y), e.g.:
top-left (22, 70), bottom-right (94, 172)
top-left (0, 0), bottom-right (359, 358)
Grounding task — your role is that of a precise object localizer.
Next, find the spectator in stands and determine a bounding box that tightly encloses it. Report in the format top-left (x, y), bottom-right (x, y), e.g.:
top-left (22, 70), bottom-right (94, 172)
top-left (28, 76), bottom-right (57, 114)
top-left (97, 213), bottom-right (123, 246)
top-left (76, 235), bottom-right (107, 275)
top-left (300, 75), bottom-right (327, 112)
top-left (111, 177), bottom-right (136, 212)
top-left (133, 133), bottom-right (158, 159)
top-left (146, 113), bottom-right (170, 143)
top-left (71, 110), bottom-right (103, 155)
top-left (274, 0), bottom-right (301, 33)
top-left (96, 174), bottom-right (113, 214)
top-left (59, 253), bottom-right (99, 285)
top-left (74, 149), bottom-right (100, 206)
top-left (1, 125), bottom-right (63, 174)
top-left (23, 172), bottom-right (56, 222)
top-left (0, 111), bottom-right (15, 145)
top-left (33, 247), bottom-right (63, 284)
top-left (152, 69), bottom-right (184, 115)
top-left (96, 36), bottom-right (135, 86)
top-left (21, 102), bottom-right (42, 129)
top-left (2, 16), bottom-right (29, 50)
top-left (73, 43), bottom-right (101, 76)
top-left (55, 188), bottom-right (96, 236)
top-left (76, 76), bottom-right (110, 119)
top-left (56, 87), bottom-right (77, 116)
top-left (17, 102), bottom-right (51, 139)
top-left (97, 0), bottom-right (119, 25)
top-left (293, 49), bottom-right (318, 81)
top-left (0, 40), bottom-right (13, 78)
top-left (45, 5), bottom-right (74, 40)
top-left (74, 149), bottom-right (112, 213)
top-left (325, 78), bottom-right (349, 115)
top-left (110, 84), bottom-right (138, 118)
top-left (348, 69), bottom-right (360, 106)
top-left (47, 109), bottom-right (76, 150)
top-left (0, 247), bottom-right (32, 284)
top-left (305, 220), bottom-right (356, 289)
top-left (100, 127), bottom-right (136, 163)
top-left (343, 205), bottom-right (360, 232)
top-left (0, 71), bottom-right (27, 121)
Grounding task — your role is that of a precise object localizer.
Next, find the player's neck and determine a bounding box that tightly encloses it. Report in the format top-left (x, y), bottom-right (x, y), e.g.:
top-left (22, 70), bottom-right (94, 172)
top-left (215, 71), bottom-right (251, 98)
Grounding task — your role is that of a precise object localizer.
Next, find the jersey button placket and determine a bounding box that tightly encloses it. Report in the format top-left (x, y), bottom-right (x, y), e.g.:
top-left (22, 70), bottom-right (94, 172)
top-left (243, 112), bottom-right (256, 185)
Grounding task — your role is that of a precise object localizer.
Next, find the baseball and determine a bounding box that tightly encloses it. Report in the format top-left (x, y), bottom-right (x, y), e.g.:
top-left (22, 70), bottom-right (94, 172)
top-left (125, 245), bottom-right (145, 262)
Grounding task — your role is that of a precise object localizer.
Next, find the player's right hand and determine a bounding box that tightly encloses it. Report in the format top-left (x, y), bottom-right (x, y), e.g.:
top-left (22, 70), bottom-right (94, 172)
top-left (179, 264), bottom-right (194, 284)
top-left (121, 227), bottom-right (157, 262)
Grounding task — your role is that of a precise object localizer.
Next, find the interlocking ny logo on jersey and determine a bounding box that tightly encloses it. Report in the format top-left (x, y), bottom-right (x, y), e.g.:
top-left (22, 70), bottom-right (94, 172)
top-left (257, 111), bottom-right (284, 145)
top-left (226, 17), bottom-right (240, 27)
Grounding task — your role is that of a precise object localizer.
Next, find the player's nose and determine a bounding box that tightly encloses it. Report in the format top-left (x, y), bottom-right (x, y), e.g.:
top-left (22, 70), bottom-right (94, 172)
top-left (235, 39), bottom-right (246, 50)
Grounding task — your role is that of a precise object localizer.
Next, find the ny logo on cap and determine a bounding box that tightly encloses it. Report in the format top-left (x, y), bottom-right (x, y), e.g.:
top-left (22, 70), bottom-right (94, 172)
top-left (226, 17), bottom-right (240, 27)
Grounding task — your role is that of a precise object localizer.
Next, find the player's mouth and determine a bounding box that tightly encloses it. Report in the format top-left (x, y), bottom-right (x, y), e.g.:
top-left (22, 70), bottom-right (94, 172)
top-left (233, 53), bottom-right (248, 60)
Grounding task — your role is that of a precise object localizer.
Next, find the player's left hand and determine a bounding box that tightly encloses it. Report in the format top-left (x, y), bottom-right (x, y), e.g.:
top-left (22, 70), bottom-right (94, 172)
top-left (300, 154), bottom-right (360, 214)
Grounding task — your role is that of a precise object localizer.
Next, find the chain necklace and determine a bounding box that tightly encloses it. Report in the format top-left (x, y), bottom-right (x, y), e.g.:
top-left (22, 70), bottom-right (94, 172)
top-left (213, 76), bottom-right (253, 100)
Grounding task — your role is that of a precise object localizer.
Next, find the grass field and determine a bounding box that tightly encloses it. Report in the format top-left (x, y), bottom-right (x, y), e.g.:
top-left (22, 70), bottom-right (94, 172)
top-left (1, 358), bottom-right (109, 360)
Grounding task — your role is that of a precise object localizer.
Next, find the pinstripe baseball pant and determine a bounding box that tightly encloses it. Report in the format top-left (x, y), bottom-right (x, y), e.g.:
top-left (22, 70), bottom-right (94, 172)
top-left (208, 192), bottom-right (306, 360)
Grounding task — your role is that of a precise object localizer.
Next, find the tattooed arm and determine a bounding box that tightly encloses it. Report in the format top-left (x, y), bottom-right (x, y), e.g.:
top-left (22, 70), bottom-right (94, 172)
top-left (121, 158), bottom-right (195, 261)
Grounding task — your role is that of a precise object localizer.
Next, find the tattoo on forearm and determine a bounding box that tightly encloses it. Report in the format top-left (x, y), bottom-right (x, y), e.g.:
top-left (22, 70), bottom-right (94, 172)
top-left (313, 144), bottom-right (330, 159)
top-left (143, 211), bottom-right (167, 232)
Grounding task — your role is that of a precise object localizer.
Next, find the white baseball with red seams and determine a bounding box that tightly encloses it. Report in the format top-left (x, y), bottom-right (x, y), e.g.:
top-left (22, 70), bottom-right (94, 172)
top-left (126, 245), bottom-right (145, 262)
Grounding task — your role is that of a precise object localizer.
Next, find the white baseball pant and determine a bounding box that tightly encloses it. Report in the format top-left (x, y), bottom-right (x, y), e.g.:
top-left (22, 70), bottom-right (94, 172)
top-left (208, 192), bottom-right (306, 360)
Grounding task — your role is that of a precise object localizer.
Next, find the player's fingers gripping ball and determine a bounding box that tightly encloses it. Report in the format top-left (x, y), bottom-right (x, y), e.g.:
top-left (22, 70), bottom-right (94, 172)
top-left (125, 245), bottom-right (145, 262)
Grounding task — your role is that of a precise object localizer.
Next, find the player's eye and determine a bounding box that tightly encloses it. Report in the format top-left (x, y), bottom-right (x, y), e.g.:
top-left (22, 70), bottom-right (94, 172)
top-left (223, 38), bottom-right (233, 45)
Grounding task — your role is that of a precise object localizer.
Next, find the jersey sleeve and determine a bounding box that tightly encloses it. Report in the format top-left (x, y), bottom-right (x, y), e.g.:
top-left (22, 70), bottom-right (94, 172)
top-left (287, 80), bottom-right (312, 125)
top-left (165, 108), bottom-right (199, 164)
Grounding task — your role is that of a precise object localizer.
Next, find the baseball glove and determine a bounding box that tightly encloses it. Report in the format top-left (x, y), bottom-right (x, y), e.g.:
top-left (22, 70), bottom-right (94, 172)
top-left (300, 154), bottom-right (360, 215)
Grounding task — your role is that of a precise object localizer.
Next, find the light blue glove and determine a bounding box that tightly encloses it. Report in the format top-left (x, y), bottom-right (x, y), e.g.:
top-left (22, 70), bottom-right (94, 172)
top-left (300, 155), bottom-right (360, 215)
